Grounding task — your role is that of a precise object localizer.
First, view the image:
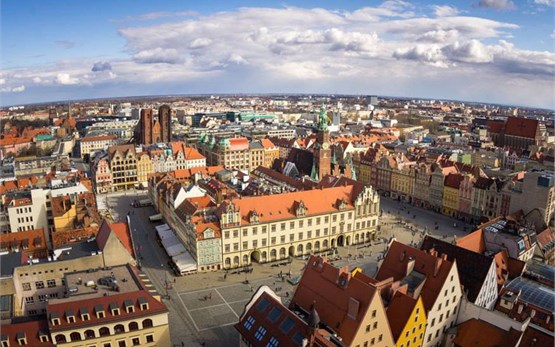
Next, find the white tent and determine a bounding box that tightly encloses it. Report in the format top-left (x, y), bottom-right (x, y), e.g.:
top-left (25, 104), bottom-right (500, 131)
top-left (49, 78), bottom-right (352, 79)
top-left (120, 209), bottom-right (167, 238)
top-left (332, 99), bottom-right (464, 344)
top-left (172, 252), bottom-right (197, 274)
top-left (161, 235), bottom-right (180, 249)
top-left (165, 243), bottom-right (186, 257)
top-left (155, 224), bottom-right (171, 234)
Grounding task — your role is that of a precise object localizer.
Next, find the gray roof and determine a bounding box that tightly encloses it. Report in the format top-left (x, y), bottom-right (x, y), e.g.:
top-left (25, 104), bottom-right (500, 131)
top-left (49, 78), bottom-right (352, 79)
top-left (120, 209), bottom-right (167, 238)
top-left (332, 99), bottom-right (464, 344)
top-left (0, 252), bottom-right (23, 277)
top-left (505, 277), bottom-right (554, 313)
top-left (55, 240), bottom-right (100, 261)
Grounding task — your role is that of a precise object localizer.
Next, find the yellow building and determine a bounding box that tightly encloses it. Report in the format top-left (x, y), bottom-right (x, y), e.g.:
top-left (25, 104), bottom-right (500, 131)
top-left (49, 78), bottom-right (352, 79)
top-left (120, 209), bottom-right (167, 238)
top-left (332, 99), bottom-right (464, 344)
top-left (249, 141), bottom-right (265, 170)
top-left (80, 135), bottom-right (118, 160)
top-left (108, 144), bottom-right (138, 191)
top-left (388, 294), bottom-right (427, 347)
top-left (261, 138), bottom-right (279, 168)
top-left (390, 164), bottom-right (415, 203)
top-left (442, 173), bottom-right (463, 217)
top-left (137, 152), bottom-right (153, 186)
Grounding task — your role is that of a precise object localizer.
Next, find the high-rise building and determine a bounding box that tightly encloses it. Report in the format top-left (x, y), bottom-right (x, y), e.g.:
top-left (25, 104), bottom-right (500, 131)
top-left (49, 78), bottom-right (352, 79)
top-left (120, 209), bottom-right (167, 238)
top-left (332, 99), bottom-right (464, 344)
top-left (158, 105), bottom-right (171, 143)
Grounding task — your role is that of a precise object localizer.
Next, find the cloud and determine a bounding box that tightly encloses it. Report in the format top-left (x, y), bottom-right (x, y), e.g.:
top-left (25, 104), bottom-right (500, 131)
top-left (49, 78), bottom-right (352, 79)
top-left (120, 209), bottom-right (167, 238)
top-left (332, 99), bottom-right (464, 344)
top-left (55, 40), bottom-right (76, 49)
top-left (442, 40), bottom-right (493, 63)
top-left (91, 61), bottom-right (112, 72)
top-left (0, 78), bottom-right (5, 85)
top-left (534, 0), bottom-right (554, 6)
top-left (120, 11), bottom-right (197, 22)
top-left (228, 54), bottom-right (248, 65)
top-left (132, 48), bottom-right (182, 64)
top-left (189, 38), bottom-right (212, 49)
top-left (56, 73), bottom-right (79, 85)
top-left (475, 0), bottom-right (515, 10)
top-left (1, 85), bottom-right (25, 93)
top-left (432, 5), bottom-right (459, 17)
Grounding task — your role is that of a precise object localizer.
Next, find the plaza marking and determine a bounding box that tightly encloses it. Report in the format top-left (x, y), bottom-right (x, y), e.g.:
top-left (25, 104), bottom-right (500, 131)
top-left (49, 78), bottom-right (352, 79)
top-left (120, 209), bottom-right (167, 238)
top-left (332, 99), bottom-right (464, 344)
top-left (198, 321), bottom-right (238, 332)
top-left (176, 287), bottom-right (202, 332)
top-left (216, 288), bottom-right (239, 318)
top-left (176, 276), bottom-right (272, 295)
top-left (187, 298), bottom-right (250, 313)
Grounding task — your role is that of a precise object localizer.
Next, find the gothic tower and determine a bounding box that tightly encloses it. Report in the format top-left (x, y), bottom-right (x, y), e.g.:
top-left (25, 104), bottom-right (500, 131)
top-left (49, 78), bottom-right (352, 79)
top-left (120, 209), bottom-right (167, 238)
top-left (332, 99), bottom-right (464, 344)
top-left (158, 104), bottom-right (171, 143)
top-left (314, 103), bottom-right (331, 179)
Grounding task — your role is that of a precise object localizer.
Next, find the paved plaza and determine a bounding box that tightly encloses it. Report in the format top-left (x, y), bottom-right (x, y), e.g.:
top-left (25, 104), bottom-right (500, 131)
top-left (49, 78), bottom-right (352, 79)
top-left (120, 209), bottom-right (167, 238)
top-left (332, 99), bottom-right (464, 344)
top-left (100, 191), bottom-right (475, 346)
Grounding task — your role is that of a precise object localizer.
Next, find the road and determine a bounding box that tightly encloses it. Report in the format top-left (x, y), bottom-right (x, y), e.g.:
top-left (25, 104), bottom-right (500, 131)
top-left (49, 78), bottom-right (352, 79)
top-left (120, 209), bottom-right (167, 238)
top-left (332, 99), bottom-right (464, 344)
top-left (100, 192), bottom-right (475, 346)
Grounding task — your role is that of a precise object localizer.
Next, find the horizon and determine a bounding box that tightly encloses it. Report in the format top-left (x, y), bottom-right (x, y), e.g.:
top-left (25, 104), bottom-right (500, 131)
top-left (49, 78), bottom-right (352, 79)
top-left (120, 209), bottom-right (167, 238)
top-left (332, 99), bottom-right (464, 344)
top-left (1, 0), bottom-right (554, 109)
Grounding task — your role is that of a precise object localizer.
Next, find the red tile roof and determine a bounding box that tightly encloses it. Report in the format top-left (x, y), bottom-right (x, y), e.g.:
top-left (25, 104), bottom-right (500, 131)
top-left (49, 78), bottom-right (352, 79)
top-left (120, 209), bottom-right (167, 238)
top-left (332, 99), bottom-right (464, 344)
top-left (444, 173), bottom-right (464, 189)
top-left (229, 137), bottom-right (249, 151)
top-left (504, 117), bottom-right (539, 139)
top-left (184, 146), bottom-right (205, 160)
top-left (0, 318), bottom-right (53, 346)
top-left (375, 241), bottom-right (454, 312)
top-left (47, 290), bottom-right (167, 331)
top-left (385, 291), bottom-right (419, 342)
top-left (0, 228), bottom-right (48, 256)
top-left (486, 120), bottom-right (505, 134)
top-left (454, 318), bottom-right (521, 347)
top-left (261, 138), bottom-right (276, 149)
top-left (96, 220), bottom-right (135, 258)
top-left (456, 229), bottom-right (486, 254)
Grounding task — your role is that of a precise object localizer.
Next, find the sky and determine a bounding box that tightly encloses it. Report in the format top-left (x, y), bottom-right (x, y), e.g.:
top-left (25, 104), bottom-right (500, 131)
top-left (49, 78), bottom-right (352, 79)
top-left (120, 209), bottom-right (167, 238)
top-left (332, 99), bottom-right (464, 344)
top-left (1, 0), bottom-right (554, 109)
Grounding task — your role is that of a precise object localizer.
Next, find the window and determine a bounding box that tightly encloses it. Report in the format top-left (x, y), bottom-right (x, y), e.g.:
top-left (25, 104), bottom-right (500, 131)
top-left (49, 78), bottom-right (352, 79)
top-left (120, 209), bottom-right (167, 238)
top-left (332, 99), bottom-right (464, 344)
top-left (118, 341), bottom-right (126, 347)
top-left (262, 226), bottom-right (267, 233)
top-left (38, 294), bottom-right (48, 302)
top-left (316, 217), bottom-right (321, 225)
top-left (243, 241), bottom-right (248, 250)
top-left (289, 234), bottom-right (294, 242)
top-left (371, 338), bottom-right (375, 345)
top-left (373, 322), bottom-right (378, 329)
top-left (267, 336), bottom-right (279, 347)
top-left (255, 326), bottom-right (267, 341)
top-left (35, 281), bottom-right (45, 289)
top-left (371, 310), bottom-right (376, 318)
top-left (233, 230), bottom-right (238, 238)
top-left (132, 338), bottom-right (140, 346)
top-left (299, 220), bottom-right (303, 228)
top-left (104, 343), bottom-right (112, 347)
top-left (290, 222), bottom-right (295, 229)
top-left (47, 279), bottom-right (56, 288)
top-left (243, 229), bottom-right (248, 236)
top-left (271, 225), bottom-right (276, 232)
top-left (25, 297), bottom-right (34, 304)
top-left (146, 335), bottom-right (154, 343)
top-left (431, 318), bottom-right (435, 327)
top-left (22, 283), bottom-right (31, 291)
top-left (268, 307), bottom-right (282, 322)
top-left (366, 324), bottom-right (370, 332)
top-left (225, 245), bottom-right (230, 252)
top-left (279, 317), bottom-right (295, 334)
top-left (378, 334), bottom-right (383, 342)
top-left (244, 316), bottom-right (256, 330)
top-left (281, 223), bottom-right (285, 231)
top-left (298, 232), bottom-right (303, 240)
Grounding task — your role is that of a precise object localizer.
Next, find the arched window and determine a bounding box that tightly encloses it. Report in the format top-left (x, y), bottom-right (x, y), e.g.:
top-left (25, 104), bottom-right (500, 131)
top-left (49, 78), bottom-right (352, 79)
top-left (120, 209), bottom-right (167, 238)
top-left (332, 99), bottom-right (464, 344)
top-left (306, 243), bottom-right (312, 251)
top-left (242, 254), bottom-right (249, 264)
top-left (142, 318), bottom-right (153, 329)
top-left (84, 330), bottom-right (95, 339)
top-left (323, 239), bottom-right (329, 248)
top-left (99, 327), bottom-right (110, 336)
top-left (270, 249), bottom-right (277, 259)
top-left (261, 251), bottom-right (267, 261)
top-left (315, 241), bottom-right (320, 250)
top-left (225, 258), bottom-right (231, 265)
top-left (297, 244), bottom-right (303, 253)
top-left (55, 335), bottom-right (67, 343)
top-left (279, 248), bottom-right (286, 256)
top-left (233, 256), bottom-right (239, 264)
top-left (129, 321), bottom-right (139, 331)
top-left (70, 332), bottom-right (81, 341)
top-left (114, 324), bottom-right (125, 334)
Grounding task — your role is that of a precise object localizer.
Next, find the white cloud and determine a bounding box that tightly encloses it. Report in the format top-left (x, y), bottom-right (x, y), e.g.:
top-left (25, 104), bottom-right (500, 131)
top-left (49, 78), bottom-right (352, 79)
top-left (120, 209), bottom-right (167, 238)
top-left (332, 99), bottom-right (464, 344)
top-left (56, 73), bottom-right (79, 85)
top-left (189, 38), bottom-right (212, 49)
top-left (475, 0), bottom-right (515, 10)
top-left (228, 54), bottom-right (248, 65)
top-left (535, 0), bottom-right (555, 6)
top-left (132, 48), bottom-right (182, 64)
top-left (442, 40), bottom-right (493, 63)
top-left (0, 85), bottom-right (25, 93)
top-left (432, 5), bottom-right (460, 17)
top-left (0, 78), bottom-right (5, 85)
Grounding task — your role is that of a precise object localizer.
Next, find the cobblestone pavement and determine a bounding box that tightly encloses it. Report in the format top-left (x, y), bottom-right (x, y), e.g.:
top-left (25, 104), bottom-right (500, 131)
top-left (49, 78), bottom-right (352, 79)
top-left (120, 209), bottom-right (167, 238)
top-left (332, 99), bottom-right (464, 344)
top-left (100, 192), bottom-right (473, 346)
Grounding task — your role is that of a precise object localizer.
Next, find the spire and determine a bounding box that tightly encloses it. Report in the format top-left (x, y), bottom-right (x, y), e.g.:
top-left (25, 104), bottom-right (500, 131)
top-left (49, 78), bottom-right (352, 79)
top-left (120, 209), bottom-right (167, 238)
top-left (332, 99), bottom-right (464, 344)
top-left (318, 102), bottom-right (328, 131)
top-left (310, 161), bottom-right (319, 181)
top-left (331, 148), bottom-right (337, 165)
top-left (307, 302), bottom-right (320, 330)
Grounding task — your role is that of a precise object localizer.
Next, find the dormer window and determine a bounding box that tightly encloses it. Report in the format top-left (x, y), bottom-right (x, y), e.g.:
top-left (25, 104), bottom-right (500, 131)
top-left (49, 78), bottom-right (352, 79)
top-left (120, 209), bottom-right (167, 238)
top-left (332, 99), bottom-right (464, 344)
top-left (295, 201), bottom-right (307, 217)
top-left (249, 210), bottom-right (259, 224)
top-left (94, 304), bottom-right (105, 319)
top-left (66, 309), bottom-right (75, 323)
top-left (1, 334), bottom-right (8, 347)
top-left (80, 307), bottom-right (90, 321)
top-left (109, 302), bottom-right (120, 316)
top-left (38, 331), bottom-right (49, 343)
top-left (50, 312), bottom-right (61, 326)
top-left (15, 332), bottom-right (26, 346)
top-left (124, 299), bottom-right (134, 313)
top-left (337, 198), bottom-right (347, 211)
top-left (138, 297), bottom-right (149, 311)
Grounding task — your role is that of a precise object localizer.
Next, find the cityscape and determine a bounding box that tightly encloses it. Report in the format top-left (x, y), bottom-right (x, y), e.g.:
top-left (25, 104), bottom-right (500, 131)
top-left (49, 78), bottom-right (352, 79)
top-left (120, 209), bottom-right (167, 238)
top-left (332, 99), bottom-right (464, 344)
top-left (1, 1), bottom-right (554, 347)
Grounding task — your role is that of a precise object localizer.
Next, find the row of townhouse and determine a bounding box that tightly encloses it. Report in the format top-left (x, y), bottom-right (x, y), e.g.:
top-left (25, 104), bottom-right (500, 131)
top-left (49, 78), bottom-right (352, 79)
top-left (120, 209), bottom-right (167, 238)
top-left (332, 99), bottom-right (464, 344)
top-left (355, 151), bottom-right (554, 226)
top-left (149, 172), bottom-right (381, 272)
top-left (197, 135), bottom-right (280, 172)
top-left (91, 142), bottom-right (206, 193)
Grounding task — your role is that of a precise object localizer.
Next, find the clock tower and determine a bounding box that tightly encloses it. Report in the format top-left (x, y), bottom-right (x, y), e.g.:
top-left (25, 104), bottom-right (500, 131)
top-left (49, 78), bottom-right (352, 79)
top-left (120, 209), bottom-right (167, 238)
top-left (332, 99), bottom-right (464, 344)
top-left (314, 103), bottom-right (331, 179)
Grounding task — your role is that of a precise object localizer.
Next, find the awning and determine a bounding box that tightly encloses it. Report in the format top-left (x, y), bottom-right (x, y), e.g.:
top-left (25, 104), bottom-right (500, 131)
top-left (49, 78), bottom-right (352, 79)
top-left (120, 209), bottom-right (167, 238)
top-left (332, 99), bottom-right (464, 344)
top-left (172, 252), bottom-right (197, 273)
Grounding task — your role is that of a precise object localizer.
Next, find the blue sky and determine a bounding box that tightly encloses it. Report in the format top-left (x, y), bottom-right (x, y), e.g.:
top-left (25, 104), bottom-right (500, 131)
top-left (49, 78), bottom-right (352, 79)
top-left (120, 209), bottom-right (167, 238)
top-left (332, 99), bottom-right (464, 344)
top-left (1, 0), bottom-right (554, 108)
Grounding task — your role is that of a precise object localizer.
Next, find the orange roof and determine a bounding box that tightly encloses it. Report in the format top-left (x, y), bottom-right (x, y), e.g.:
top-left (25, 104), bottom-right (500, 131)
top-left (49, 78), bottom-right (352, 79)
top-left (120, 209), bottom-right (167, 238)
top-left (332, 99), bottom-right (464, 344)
top-left (0, 228), bottom-right (47, 255)
top-left (81, 134), bottom-right (117, 142)
top-left (218, 185), bottom-right (356, 225)
top-left (229, 137), bottom-right (249, 151)
top-left (0, 318), bottom-right (53, 346)
top-left (170, 141), bottom-right (186, 154)
top-left (109, 222), bottom-right (135, 258)
top-left (454, 318), bottom-right (520, 347)
top-left (0, 136), bottom-right (32, 146)
top-left (456, 229), bottom-right (486, 253)
top-left (375, 241), bottom-right (454, 312)
top-left (261, 138), bottom-right (276, 149)
top-left (184, 146), bottom-right (205, 160)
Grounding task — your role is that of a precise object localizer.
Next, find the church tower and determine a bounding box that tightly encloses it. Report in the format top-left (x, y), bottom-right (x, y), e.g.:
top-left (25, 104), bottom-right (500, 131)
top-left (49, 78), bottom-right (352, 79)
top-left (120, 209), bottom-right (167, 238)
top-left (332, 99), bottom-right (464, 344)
top-left (314, 103), bottom-right (331, 179)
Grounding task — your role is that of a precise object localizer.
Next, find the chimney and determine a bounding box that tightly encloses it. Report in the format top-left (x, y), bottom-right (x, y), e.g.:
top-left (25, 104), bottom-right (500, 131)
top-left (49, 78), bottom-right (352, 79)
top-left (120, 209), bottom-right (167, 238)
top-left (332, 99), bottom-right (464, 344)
top-left (406, 257), bottom-right (416, 276)
top-left (517, 304), bottom-right (524, 314)
top-left (441, 253), bottom-right (448, 261)
top-left (400, 250), bottom-right (406, 262)
top-left (433, 258), bottom-right (443, 277)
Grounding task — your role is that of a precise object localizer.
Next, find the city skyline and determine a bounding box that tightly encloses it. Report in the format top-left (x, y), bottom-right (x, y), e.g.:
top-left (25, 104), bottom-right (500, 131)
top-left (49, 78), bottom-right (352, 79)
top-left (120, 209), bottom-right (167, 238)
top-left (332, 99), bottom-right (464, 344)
top-left (1, 0), bottom-right (554, 108)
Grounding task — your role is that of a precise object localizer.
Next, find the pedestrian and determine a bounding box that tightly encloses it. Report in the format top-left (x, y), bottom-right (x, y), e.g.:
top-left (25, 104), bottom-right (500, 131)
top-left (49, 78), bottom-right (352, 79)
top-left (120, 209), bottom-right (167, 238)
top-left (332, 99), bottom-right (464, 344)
top-left (182, 342), bottom-right (185, 347)
top-left (174, 278), bottom-right (176, 284)
top-left (224, 273), bottom-right (227, 280)
top-left (208, 292), bottom-right (212, 300)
